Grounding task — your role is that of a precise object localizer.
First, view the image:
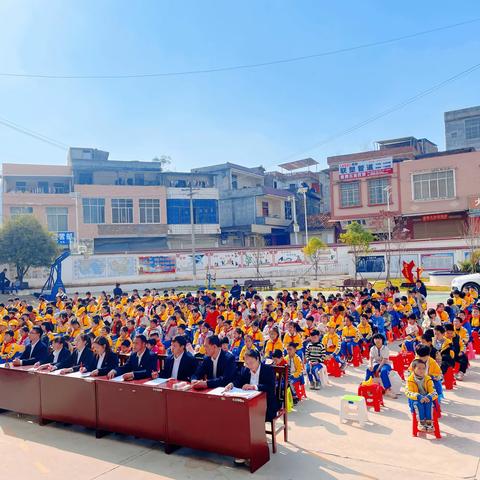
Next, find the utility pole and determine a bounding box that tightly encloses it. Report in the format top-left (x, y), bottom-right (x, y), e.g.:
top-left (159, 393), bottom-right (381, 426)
top-left (188, 183), bottom-right (197, 284)
top-left (290, 195), bottom-right (299, 245)
top-left (298, 187), bottom-right (309, 245)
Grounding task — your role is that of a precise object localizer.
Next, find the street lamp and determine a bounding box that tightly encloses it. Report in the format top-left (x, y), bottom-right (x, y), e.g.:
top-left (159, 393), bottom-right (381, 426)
top-left (298, 187), bottom-right (308, 245)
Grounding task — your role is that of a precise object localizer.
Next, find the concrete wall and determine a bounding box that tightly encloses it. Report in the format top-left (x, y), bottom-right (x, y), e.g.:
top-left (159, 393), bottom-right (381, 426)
top-left (445, 106), bottom-right (480, 151)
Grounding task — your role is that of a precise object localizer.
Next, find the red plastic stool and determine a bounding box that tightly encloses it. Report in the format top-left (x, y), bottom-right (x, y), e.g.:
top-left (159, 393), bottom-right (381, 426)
top-left (472, 331), bottom-right (480, 354)
top-left (326, 356), bottom-right (344, 377)
top-left (467, 342), bottom-right (476, 360)
top-left (443, 367), bottom-right (456, 390)
top-left (401, 351), bottom-right (415, 370)
top-left (392, 326), bottom-right (402, 340)
top-left (360, 343), bottom-right (370, 359)
top-left (386, 330), bottom-right (394, 343)
top-left (293, 381), bottom-right (307, 400)
top-left (358, 383), bottom-right (384, 412)
top-left (390, 354), bottom-right (405, 380)
top-left (351, 345), bottom-right (362, 367)
top-left (453, 362), bottom-right (460, 374)
top-left (412, 400), bottom-right (441, 439)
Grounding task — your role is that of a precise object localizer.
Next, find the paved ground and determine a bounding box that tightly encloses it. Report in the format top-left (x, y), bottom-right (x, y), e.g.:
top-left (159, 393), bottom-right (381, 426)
top-left (1, 351), bottom-right (478, 480)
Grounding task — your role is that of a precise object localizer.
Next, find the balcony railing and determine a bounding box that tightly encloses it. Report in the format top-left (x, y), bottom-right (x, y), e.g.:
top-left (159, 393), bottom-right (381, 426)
top-left (6, 186), bottom-right (71, 194)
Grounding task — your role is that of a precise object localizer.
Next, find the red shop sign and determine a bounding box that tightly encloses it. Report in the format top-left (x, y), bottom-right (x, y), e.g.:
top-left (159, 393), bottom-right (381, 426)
top-left (421, 213), bottom-right (449, 222)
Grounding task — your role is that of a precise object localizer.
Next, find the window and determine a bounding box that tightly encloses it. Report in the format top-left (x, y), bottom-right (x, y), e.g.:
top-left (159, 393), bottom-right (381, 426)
top-left (139, 199), bottom-right (160, 223)
top-left (232, 175), bottom-right (238, 190)
top-left (340, 182), bottom-right (360, 207)
top-left (82, 198), bottom-right (105, 224)
top-left (15, 181), bottom-right (27, 192)
top-left (262, 201), bottom-right (269, 216)
top-left (193, 199), bottom-right (218, 224)
top-left (284, 200), bottom-right (292, 220)
top-left (53, 183), bottom-right (69, 194)
top-left (10, 206), bottom-right (33, 217)
top-left (111, 199), bottom-right (133, 223)
top-left (167, 199), bottom-right (191, 224)
top-left (465, 117), bottom-right (480, 140)
top-left (38, 181), bottom-right (49, 193)
top-left (78, 172), bottom-right (93, 185)
top-left (412, 170), bottom-right (455, 201)
top-left (368, 177), bottom-right (389, 205)
top-left (46, 207), bottom-right (68, 232)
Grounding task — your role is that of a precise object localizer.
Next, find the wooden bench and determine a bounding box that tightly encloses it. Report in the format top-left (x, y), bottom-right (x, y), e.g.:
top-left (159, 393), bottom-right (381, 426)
top-left (336, 278), bottom-right (368, 291)
top-left (243, 279), bottom-right (274, 290)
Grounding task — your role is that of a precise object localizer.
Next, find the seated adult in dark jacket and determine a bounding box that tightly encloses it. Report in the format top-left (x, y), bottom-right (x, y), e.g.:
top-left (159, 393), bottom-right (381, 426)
top-left (12, 327), bottom-right (49, 366)
top-left (35, 336), bottom-right (72, 371)
top-left (153, 335), bottom-right (197, 381)
top-left (88, 336), bottom-right (119, 377)
top-left (192, 335), bottom-right (236, 389)
top-left (107, 334), bottom-right (155, 380)
top-left (229, 349), bottom-right (279, 422)
top-left (60, 334), bottom-right (96, 374)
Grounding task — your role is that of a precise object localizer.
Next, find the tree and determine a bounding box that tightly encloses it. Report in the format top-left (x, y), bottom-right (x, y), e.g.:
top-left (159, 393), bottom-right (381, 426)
top-left (152, 155), bottom-right (171, 171)
top-left (0, 216), bottom-right (58, 284)
top-left (303, 237), bottom-right (327, 280)
top-left (370, 212), bottom-right (410, 280)
top-left (339, 222), bottom-right (374, 280)
top-left (463, 217), bottom-right (480, 273)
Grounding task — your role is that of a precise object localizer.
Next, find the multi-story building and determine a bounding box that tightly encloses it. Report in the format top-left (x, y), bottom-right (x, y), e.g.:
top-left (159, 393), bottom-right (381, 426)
top-left (265, 160), bottom-right (333, 243)
top-left (329, 136), bottom-right (480, 240)
top-left (193, 162), bottom-right (294, 246)
top-left (445, 105), bottom-right (480, 151)
top-left (2, 148), bottom-right (220, 253)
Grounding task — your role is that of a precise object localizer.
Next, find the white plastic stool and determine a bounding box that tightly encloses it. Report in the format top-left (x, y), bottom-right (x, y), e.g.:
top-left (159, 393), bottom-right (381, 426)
top-left (339, 394), bottom-right (368, 426)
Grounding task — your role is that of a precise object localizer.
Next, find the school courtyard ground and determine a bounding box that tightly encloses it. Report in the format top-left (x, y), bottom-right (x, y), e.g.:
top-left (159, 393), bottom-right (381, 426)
top-left (1, 352), bottom-right (478, 480)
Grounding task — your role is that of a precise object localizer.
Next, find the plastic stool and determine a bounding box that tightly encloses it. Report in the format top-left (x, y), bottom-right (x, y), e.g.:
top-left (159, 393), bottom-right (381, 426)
top-left (443, 367), bottom-right (456, 390)
top-left (358, 383), bottom-right (384, 412)
top-left (340, 395), bottom-right (368, 426)
top-left (401, 351), bottom-right (415, 370)
top-left (412, 401), bottom-right (441, 439)
top-left (351, 345), bottom-right (362, 367)
top-left (293, 380), bottom-right (307, 400)
top-left (326, 356), bottom-right (344, 377)
top-left (361, 343), bottom-right (370, 359)
top-left (467, 342), bottom-right (476, 361)
top-left (472, 331), bottom-right (480, 354)
top-left (390, 354), bottom-right (405, 380)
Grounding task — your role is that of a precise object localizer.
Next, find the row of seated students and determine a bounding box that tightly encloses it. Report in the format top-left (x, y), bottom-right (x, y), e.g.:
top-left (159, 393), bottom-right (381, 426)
top-left (0, 283), bottom-right (476, 415)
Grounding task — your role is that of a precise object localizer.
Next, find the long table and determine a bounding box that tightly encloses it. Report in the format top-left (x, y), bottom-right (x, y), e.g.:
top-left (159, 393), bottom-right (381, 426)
top-left (0, 368), bottom-right (270, 473)
top-left (0, 365), bottom-right (41, 416)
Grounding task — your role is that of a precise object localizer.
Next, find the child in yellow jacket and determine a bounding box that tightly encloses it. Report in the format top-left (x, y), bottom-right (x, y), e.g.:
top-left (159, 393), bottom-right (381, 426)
top-left (405, 359), bottom-right (438, 432)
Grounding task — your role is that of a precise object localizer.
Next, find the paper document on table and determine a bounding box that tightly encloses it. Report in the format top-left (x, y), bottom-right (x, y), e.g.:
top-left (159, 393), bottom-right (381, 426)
top-left (207, 387), bottom-right (261, 399)
top-left (110, 375), bottom-right (125, 382)
top-left (207, 387), bottom-right (227, 396)
top-left (67, 371), bottom-right (91, 378)
top-left (223, 387), bottom-right (261, 399)
top-left (144, 378), bottom-right (168, 386)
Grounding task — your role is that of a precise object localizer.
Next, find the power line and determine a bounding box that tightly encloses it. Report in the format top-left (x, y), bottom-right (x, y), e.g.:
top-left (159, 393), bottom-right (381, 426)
top-left (278, 60), bottom-right (480, 164)
top-left (0, 116), bottom-right (69, 150)
top-left (0, 18), bottom-right (478, 79)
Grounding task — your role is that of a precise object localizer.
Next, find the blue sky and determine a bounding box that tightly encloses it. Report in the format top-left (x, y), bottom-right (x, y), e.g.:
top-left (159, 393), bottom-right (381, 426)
top-left (0, 1), bottom-right (479, 171)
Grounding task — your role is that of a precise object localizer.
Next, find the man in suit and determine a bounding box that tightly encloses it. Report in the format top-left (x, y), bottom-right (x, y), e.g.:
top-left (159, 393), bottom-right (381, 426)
top-left (153, 335), bottom-right (197, 381)
top-left (192, 335), bottom-right (236, 389)
top-left (107, 334), bottom-right (155, 380)
top-left (12, 327), bottom-right (48, 366)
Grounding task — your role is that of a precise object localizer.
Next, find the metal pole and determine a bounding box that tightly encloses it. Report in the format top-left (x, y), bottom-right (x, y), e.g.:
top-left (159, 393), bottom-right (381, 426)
top-left (74, 192), bottom-right (80, 252)
top-left (303, 191), bottom-right (309, 244)
top-left (189, 184), bottom-right (197, 283)
top-left (386, 187), bottom-right (392, 242)
top-left (291, 195), bottom-right (299, 245)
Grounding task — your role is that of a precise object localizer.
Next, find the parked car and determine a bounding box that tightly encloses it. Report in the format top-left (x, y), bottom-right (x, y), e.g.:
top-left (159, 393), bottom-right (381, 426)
top-left (451, 273), bottom-right (480, 293)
